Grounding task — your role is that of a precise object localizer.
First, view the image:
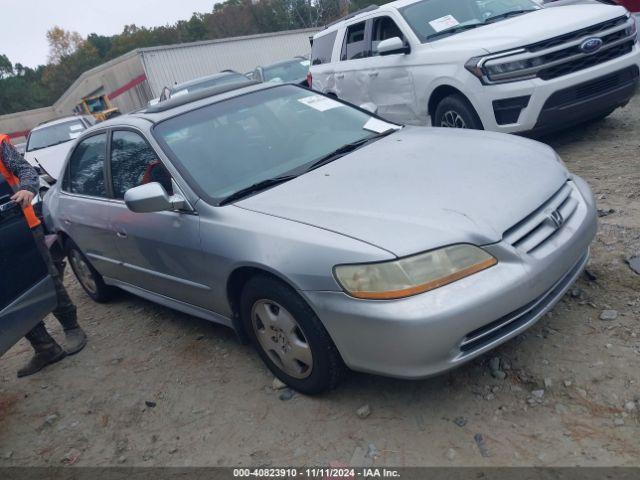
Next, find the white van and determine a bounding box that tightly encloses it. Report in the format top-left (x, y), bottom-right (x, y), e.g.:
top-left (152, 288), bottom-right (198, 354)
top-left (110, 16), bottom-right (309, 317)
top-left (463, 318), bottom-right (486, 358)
top-left (308, 0), bottom-right (640, 134)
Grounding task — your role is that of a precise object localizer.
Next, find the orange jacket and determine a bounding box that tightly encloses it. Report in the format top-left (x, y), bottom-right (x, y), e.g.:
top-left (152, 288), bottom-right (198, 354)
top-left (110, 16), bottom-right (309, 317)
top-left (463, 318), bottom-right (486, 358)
top-left (0, 134), bottom-right (41, 228)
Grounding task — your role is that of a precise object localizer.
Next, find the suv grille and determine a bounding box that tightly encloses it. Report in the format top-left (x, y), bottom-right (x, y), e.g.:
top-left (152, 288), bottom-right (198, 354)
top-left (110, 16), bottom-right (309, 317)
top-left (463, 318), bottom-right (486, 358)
top-left (482, 16), bottom-right (636, 83)
top-left (527, 16), bottom-right (628, 52)
top-left (503, 182), bottom-right (578, 254)
top-left (538, 40), bottom-right (634, 80)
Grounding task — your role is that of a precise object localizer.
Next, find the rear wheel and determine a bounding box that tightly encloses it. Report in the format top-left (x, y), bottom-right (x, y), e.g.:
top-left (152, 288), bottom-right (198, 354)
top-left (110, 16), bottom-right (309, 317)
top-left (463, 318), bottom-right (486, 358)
top-left (240, 275), bottom-right (345, 394)
top-left (66, 240), bottom-right (114, 303)
top-left (434, 94), bottom-right (484, 130)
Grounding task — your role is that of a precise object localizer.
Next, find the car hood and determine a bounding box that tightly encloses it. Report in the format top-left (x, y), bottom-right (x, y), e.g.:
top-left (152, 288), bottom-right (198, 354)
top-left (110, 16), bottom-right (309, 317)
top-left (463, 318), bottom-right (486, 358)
top-left (237, 127), bottom-right (569, 257)
top-left (24, 141), bottom-right (74, 180)
top-left (433, 4), bottom-right (627, 54)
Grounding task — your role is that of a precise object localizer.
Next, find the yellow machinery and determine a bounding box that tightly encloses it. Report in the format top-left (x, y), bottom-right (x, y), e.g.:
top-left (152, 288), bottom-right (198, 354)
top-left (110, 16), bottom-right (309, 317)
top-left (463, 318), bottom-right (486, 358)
top-left (74, 95), bottom-right (120, 122)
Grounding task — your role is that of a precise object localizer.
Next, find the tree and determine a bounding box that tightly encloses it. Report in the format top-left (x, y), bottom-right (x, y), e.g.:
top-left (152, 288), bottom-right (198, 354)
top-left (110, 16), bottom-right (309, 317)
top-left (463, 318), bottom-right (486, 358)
top-left (0, 54), bottom-right (12, 79)
top-left (46, 26), bottom-right (84, 64)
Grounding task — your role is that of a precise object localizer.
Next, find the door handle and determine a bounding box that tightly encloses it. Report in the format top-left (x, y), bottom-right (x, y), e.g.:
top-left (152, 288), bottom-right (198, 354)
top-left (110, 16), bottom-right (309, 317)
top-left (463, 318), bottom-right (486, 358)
top-left (116, 231), bottom-right (127, 239)
top-left (63, 218), bottom-right (72, 225)
top-left (368, 71), bottom-right (379, 77)
top-left (335, 73), bottom-right (345, 79)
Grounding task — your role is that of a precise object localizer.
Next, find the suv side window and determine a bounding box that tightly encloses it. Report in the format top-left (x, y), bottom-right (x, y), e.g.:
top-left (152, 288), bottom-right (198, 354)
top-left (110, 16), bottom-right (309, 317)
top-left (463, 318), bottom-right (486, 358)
top-left (110, 130), bottom-right (173, 199)
top-left (66, 133), bottom-right (107, 197)
top-left (311, 31), bottom-right (338, 65)
top-left (341, 22), bottom-right (369, 61)
top-left (372, 16), bottom-right (405, 54)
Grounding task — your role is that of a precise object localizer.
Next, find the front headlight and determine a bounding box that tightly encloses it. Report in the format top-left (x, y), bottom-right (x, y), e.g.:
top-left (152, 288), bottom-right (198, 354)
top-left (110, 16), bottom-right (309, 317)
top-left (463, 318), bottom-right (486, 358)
top-left (333, 244), bottom-right (497, 300)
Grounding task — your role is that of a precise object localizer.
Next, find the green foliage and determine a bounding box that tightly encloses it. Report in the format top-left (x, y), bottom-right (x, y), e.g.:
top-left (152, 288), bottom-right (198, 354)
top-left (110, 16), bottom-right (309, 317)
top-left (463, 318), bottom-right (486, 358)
top-left (0, 0), bottom-right (394, 115)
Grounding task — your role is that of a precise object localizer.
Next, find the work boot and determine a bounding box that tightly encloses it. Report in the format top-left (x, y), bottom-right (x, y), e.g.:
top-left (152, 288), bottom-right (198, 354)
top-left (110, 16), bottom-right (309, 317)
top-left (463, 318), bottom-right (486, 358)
top-left (17, 343), bottom-right (67, 378)
top-left (63, 327), bottom-right (87, 356)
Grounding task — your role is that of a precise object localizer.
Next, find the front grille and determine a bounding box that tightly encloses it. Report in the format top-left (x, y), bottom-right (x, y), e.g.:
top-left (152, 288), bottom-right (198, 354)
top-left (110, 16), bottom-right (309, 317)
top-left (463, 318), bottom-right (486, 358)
top-left (544, 65), bottom-right (640, 108)
top-left (527, 15), bottom-right (628, 52)
top-left (482, 15), bottom-right (636, 83)
top-left (459, 251), bottom-right (588, 354)
top-left (503, 182), bottom-right (578, 254)
top-left (538, 40), bottom-right (635, 80)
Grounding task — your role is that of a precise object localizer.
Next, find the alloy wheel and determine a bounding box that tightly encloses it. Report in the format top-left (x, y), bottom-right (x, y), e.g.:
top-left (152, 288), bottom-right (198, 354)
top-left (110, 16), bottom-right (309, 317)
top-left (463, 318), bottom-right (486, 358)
top-left (251, 299), bottom-right (313, 379)
top-left (69, 249), bottom-right (98, 294)
top-left (440, 110), bottom-right (468, 128)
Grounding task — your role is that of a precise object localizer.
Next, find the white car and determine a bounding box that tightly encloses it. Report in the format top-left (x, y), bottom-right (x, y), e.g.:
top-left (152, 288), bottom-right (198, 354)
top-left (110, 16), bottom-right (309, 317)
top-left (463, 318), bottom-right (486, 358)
top-left (24, 116), bottom-right (95, 184)
top-left (308, 0), bottom-right (640, 134)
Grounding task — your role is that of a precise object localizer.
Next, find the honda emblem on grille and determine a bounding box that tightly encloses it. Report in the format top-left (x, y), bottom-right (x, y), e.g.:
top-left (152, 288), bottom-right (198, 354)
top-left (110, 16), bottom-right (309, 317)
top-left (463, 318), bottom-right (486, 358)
top-left (548, 210), bottom-right (565, 229)
top-left (580, 37), bottom-right (604, 54)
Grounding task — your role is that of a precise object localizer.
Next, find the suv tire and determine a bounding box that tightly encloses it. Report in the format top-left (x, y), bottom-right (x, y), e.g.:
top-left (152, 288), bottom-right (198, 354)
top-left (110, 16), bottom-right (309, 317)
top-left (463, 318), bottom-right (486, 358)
top-left (434, 94), bottom-right (484, 130)
top-left (240, 275), bottom-right (345, 394)
top-left (66, 240), bottom-right (114, 303)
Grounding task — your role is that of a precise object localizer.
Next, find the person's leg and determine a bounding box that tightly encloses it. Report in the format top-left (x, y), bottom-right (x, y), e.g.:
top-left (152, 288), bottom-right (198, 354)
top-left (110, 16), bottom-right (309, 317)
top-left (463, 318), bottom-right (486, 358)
top-left (32, 226), bottom-right (87, 354)
top-left (18, 322), bottom-right (66, 378)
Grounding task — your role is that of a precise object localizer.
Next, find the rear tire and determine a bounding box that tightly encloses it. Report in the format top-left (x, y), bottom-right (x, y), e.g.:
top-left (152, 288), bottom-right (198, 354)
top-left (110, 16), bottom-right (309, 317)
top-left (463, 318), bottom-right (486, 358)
top-left (65, 240), bottom-right (114, 303)
top-left (240, 275), bottom-right (345, 395)
top-left (434, 94), bottom-right (484, 130)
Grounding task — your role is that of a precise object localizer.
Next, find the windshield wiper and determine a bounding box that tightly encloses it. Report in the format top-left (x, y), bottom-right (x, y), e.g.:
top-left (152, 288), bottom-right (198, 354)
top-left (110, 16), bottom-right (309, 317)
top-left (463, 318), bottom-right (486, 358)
top-left (306, 130), bottom-right (396, 173)
top-left (426, 23), bottom-right (484, 41)
top-left (219, 175), bottom-right (299, 205)
top-left (483, 9), bottom-right (537, 24)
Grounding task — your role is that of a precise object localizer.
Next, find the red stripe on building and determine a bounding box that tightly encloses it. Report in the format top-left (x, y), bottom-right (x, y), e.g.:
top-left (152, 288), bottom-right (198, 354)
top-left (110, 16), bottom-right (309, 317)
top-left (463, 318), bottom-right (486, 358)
top-left (108, 74), bottom-right (147, 100)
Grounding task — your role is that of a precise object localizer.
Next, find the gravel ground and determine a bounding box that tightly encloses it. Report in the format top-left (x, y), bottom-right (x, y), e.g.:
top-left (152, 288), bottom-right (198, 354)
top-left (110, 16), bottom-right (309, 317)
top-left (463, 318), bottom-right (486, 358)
top-left (1, 95), bottom-right (639, 468)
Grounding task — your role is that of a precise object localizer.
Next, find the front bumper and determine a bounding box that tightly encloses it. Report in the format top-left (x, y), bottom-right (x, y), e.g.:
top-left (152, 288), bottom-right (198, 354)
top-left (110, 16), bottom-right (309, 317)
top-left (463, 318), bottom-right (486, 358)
top-left (466, 41), bottom-right (640, 133)
top-left (304, 176), bottom-right (597, 379)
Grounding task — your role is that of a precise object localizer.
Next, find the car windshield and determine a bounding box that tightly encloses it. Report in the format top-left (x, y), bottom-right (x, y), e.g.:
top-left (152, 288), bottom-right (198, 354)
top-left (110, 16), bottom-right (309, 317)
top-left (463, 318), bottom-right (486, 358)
top-left (27, 120), bottom-right (86, 152)
top-left (154, 85), bottom-right (399, 204)
top-left (400, 0), bottom-right (541, 42)
top-left (170, 73), bottom-right (251, 97)
top-left (262, 59), bottom-right (310, 83)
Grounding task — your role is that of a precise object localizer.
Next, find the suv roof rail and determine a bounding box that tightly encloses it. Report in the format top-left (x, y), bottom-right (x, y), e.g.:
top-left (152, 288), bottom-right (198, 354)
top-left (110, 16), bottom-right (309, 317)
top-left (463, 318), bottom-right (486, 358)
top-left (145, 80), bottom-right (260, 114)
top-left (325, 4), bottom-right (379, 29)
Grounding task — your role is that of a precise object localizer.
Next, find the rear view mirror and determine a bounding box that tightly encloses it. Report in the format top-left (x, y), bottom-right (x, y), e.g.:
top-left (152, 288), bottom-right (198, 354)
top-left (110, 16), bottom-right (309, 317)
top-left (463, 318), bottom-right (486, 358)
top-left (124, 182), bottom-right (186, 213)
top-left (376, 37), bottom-right (410, 56)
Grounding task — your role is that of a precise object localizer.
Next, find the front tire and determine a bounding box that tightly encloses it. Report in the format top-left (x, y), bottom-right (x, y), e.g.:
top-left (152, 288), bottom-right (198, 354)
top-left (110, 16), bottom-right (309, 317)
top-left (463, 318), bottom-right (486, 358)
top-left (240, 275), bottom-right (345, 394)
top-left (66, 240), bottom-right (114, 303)
top-left (434, 94), bottom-right (484, 130)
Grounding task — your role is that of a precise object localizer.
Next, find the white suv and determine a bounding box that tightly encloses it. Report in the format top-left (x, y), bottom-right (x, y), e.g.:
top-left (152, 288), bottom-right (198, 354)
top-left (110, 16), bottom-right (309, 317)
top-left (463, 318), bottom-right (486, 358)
top-left (308, 0), bottom-right (640, 134)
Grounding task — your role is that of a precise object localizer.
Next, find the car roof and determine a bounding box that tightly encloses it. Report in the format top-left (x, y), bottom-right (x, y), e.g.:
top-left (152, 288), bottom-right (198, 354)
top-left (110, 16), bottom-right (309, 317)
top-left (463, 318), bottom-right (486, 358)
top-left (315, 0), bottom-right (419, 35)
top-left (31, 115), bottom-right (88, 132)
top-left (170, 71), bottom-right (244, 92)
top-left (94, 81), bottom-right (289, 128)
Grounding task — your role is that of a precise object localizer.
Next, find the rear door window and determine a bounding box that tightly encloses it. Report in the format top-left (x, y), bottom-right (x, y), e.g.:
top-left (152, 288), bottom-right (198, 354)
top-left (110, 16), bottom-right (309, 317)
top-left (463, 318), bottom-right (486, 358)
top-left (66, 133), bottom-right (107, 197)
top-left (311, 31), bottom-right (338, 65)
top-left (110, 130), bottom-right (173, 198)
top-left (341, 21), bottom-right (369, 61)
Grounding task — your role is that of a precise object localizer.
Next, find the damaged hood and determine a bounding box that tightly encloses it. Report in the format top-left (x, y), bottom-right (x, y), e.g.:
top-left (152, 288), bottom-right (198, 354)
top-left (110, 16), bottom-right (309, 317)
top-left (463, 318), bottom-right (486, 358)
top-left (24, 141), bottom-right (74, 181)
top-left (237, 127), bottom-right (569, 257)
top-left (432, 4), bottom-right (628, 54)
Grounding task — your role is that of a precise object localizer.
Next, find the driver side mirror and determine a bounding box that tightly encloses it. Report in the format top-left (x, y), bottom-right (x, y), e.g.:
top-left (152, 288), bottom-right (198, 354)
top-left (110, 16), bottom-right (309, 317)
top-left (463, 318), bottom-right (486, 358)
top-left (124, 182), bottom-right (187, 213)
top-left (376, 37), bottom-right (410, 56)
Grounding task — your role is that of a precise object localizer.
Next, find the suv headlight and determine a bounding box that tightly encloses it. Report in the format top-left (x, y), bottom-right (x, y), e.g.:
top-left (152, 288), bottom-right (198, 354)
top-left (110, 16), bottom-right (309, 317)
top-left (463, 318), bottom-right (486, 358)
top-left (334, 244), bottom-right (497, 300)
top-left (625, 17), bottom-right (637, 38)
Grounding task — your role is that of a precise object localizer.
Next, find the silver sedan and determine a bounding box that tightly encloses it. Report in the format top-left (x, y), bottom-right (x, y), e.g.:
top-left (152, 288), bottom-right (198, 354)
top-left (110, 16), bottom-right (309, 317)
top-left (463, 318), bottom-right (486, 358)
top-left (44, 82), bottom-right (597, 394)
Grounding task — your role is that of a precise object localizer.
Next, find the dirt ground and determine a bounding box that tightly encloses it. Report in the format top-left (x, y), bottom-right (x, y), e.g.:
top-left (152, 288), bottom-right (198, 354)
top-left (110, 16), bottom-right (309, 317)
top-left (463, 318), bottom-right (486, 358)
top-left (1, 95), bottom-right (639, 468)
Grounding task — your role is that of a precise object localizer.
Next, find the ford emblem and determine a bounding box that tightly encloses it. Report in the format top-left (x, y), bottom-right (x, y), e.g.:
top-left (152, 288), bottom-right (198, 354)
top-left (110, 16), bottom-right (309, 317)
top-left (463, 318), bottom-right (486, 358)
top-left (580, 37), bottom-right (604, 54)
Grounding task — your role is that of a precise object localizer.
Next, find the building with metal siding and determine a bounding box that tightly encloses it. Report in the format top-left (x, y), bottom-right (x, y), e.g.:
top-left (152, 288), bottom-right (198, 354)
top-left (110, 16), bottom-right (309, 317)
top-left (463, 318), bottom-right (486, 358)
top-left (1, 28), bottom-right (318, 143)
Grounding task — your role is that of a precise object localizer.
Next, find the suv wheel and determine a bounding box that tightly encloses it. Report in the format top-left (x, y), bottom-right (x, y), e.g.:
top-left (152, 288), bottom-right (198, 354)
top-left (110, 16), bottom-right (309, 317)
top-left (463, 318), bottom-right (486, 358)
top-left (66, 240), bottom-right (114, 303)
top-left (434, 94), bottom-right (483, 130)
top-left (240, 275), bottom-right (345, 394)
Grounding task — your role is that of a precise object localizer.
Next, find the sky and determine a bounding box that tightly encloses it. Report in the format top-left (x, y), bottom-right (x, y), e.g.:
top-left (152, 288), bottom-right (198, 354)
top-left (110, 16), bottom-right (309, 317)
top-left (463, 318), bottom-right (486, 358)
top-left (1, 0), bottom-right (221, 68)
